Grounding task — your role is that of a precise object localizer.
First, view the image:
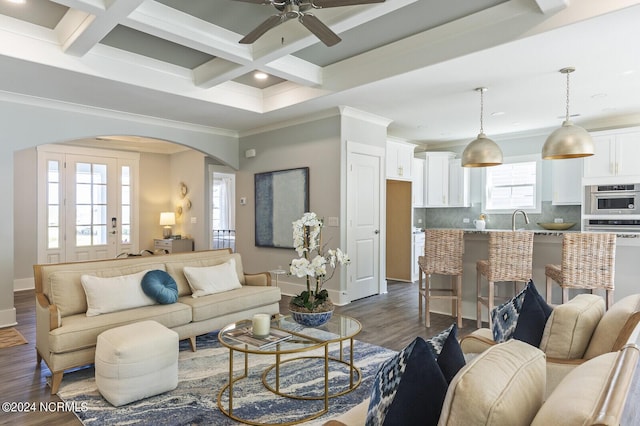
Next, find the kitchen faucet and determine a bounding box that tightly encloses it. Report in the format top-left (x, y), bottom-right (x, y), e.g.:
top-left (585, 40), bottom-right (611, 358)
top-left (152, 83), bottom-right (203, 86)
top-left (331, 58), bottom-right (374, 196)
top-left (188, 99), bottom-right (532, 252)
top-left (511, 209), bottom-right (530, 231)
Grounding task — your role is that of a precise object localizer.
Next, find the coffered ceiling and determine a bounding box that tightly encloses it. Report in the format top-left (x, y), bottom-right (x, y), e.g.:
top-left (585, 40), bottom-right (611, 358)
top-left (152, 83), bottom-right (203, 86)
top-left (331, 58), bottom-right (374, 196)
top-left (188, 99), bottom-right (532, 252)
top-left (1, 0), bottom-right (640, 147)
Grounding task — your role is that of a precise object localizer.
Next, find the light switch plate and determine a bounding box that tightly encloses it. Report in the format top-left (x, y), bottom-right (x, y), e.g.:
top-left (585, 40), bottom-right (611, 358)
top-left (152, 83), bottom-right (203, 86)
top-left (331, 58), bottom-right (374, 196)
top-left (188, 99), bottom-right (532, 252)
top-left (327, 216), bottom-right (339, 227)
top-left (191, 217), bottom-right (197, 224)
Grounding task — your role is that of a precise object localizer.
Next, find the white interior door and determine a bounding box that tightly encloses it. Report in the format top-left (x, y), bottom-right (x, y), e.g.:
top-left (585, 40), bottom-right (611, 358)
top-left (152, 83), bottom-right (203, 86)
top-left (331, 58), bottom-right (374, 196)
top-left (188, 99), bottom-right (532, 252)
top-left (347, 144), bottom-right (383, 301)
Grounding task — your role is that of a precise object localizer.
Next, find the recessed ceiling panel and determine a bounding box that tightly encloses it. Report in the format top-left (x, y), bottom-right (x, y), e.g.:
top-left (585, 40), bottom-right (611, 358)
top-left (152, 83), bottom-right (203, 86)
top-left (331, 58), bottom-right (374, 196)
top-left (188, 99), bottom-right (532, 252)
top-left (233, 71), bottom-right (287, 89)
top-left (100, 25), bottom-right (215, 69)
top-left (294, 0), bottom-right (508, 66)
top-left (0, 0), bottom-right (67, 29)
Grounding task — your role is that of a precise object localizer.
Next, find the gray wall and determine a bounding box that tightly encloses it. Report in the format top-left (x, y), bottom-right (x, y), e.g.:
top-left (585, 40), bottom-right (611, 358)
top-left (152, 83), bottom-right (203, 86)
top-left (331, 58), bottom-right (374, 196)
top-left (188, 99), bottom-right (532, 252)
top-left (236, 115), bottom-right (342, 292)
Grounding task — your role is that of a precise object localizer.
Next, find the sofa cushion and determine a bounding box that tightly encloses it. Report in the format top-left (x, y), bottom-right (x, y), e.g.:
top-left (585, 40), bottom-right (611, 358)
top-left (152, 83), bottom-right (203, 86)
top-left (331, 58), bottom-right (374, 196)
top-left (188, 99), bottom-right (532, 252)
top-left (366, 337), bottom-right (447, 426)
top-left (164, 252), bottom-right (246, 297)
top-left (531, 352), bottom-right (618, 426)
top-left (141, 270), bottom-right (179, 304)
top-left (584, 294), bottom-right (640, 359)
top-left (491, 283), bottom-right (527, 342)
top-left (512, 282), bottom-right (553, 347)
top-left (81, 270), bottom-right (156, 317)
top-left (438, 339), bottom-right (546, 426)
top-left (183, 259), bottom-right (242, 298)
top-left (539, 294), bottom-right (604, 359)
top-left (48, 303), bottom-right (192, 353)
top-left (177, 285), bottom-right (281, 322)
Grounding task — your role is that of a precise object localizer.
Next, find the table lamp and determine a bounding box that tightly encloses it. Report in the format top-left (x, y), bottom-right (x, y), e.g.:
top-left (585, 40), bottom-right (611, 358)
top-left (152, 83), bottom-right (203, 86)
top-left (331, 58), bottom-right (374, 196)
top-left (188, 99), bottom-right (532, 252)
top-left (159, 212), bottom-right (175, 239)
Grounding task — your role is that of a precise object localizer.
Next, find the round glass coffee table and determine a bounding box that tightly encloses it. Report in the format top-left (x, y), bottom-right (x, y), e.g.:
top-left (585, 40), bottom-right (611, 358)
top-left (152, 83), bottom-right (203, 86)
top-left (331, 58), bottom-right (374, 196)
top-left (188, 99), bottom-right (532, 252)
top-left (217, 314), bottom-right (362, 426)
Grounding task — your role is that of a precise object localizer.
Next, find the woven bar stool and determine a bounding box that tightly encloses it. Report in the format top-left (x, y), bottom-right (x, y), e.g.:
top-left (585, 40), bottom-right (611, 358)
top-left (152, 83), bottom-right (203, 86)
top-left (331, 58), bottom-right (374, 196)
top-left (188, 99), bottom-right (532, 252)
top-left (418, 229), bottom-right (464, 328)
top-left (476, 231), bottom-right (534, 329)
top-left (545, 233), bottom-right (616, 309)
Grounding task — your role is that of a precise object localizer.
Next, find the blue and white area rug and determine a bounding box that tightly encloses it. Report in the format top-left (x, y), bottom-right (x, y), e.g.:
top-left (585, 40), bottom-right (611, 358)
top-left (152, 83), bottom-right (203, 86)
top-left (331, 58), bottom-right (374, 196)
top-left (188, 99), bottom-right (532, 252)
top-left (57, 331), bottom-right (395, 425)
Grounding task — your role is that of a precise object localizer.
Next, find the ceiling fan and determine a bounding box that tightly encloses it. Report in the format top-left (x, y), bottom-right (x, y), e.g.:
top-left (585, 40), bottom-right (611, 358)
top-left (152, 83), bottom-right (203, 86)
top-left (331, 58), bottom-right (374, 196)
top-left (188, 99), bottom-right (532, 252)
top-left (234, 0), bottom-right (386, 47)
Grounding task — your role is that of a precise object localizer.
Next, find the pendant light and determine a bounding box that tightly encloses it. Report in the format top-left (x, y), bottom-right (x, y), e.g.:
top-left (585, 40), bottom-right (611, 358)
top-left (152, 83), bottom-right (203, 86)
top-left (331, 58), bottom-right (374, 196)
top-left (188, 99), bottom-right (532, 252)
top-left (542, 67), bottom-right (594, 159)
top-left (462, 87), bottom-right (503, 167)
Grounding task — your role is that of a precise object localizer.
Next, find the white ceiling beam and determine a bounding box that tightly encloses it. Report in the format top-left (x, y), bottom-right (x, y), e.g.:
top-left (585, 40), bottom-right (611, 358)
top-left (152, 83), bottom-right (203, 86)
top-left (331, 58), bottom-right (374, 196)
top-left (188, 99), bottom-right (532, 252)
top-left (56, 0), bottom-right (145, 57)
top-left (193, 58), bottom-right (247, 88)
top-left (534, 0), bottom-right (569, 14)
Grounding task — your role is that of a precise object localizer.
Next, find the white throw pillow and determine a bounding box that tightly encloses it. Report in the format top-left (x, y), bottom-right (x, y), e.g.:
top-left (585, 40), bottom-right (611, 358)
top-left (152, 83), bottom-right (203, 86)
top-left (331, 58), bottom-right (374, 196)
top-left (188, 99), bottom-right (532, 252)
top-left (81, 270), bottom-right (156, 317)
top-left (183, 259), bottom-right (242, 298)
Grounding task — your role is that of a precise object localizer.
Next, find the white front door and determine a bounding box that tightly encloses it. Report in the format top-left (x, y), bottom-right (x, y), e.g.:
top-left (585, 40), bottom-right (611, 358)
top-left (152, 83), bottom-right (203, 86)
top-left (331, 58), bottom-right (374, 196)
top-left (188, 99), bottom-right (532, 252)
top-left (347, 143), bottom-right (383, 301)
top-left (65, 155), bottom-right (119, 261)
top-left (38, 145), bottom-right (138, 263)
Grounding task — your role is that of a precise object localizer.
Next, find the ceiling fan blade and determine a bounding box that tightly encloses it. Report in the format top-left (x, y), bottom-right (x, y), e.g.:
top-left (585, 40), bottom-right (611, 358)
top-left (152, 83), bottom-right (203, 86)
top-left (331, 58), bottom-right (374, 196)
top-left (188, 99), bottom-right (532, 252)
top-left (299, 14), bottom-right (341, 46)
top-left (311, 0), bottom-right (385, 8)
top-left (239, 14), bottom-right (284, 44)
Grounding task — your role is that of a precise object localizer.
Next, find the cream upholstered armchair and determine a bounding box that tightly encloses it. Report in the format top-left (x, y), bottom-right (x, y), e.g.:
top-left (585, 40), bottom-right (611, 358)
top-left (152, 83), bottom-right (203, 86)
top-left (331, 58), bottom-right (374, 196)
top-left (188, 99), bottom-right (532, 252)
top-left (460, 293), bottom-right (640, 394)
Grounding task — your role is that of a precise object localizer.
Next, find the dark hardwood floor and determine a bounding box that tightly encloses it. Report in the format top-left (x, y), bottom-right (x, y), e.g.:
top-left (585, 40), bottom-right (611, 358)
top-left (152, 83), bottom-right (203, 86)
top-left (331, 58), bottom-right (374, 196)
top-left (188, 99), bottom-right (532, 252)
top-left (0, 280), bottom-right (477, 425)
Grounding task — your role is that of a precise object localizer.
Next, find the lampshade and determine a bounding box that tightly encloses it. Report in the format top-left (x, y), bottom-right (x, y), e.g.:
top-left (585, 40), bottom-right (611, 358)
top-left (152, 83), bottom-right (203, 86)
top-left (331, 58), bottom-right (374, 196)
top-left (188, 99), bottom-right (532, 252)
top-left (159, 212), bottom-right (176, 226)
top-left (542, 120), bottom-right (595, 159)
top-left (461, 133), bottom-right (503, 167)
top-left (542, 67), bottom-right (594, 160)
top-left (462, 87), bottom-right (503, 167)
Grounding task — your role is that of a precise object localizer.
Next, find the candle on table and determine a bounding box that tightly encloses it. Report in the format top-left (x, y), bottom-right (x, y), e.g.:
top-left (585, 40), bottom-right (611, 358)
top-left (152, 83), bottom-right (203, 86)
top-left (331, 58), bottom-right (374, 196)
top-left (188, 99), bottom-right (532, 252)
top-left (252, 313), bottom-right (271, 337)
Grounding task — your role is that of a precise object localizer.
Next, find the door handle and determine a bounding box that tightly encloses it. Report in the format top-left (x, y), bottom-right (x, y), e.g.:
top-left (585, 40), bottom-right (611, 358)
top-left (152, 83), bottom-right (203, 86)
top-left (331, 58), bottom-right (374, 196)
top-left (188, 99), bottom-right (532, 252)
top-left (374, 229), bottom-right (380, 234)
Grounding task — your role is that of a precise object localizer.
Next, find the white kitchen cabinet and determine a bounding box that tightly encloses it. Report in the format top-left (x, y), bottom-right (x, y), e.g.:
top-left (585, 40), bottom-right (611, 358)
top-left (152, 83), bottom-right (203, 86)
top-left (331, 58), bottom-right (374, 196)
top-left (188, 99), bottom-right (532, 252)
top-left (584, 130), bottom-right (640, 178)
top-left (412, 157), bottom-right (425, 206)
top-left (412, 232), bottom-right (425, 282)
top-left (552, 157), bottom-right (583, 205)
top-left (386, 140), bottom-right (414, 180)
top-left (448, 158), bottom-right (470, 207)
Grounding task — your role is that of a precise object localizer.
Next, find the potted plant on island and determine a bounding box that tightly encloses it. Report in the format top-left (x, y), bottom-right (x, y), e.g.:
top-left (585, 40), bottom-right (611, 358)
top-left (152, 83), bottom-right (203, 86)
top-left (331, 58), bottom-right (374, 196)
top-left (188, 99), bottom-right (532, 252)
top-left (288, 212), bottom-right (350, 327)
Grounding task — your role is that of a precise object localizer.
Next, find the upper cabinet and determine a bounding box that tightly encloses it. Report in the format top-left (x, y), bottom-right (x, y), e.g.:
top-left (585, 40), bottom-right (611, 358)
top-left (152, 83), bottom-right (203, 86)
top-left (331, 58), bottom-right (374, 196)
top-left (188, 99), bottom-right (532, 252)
top-left (415, 152), bottom-right (469, 208)
top-left (448, 158), bottom-right (470, 207)
top-left (584, 129), bottom-right (640, 179)
top-left (386, 140), bottom-right (415, 181)
top-left (552, 158), bottom-right (583, 205)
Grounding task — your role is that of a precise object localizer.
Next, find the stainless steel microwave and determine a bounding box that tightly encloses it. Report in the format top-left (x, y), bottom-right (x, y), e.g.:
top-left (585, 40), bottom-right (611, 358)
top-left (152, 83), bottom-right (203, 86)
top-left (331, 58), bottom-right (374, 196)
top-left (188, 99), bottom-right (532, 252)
top-left (586, 184), bottom-right (639, 215)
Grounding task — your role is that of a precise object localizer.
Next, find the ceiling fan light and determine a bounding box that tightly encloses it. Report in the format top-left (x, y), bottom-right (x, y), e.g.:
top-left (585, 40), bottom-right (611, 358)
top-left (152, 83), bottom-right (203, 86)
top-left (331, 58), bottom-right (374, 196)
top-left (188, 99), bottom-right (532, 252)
top-left (462, 133), bottom-right (503, 167)
top-left (542, 120), bottom-right (595, 159)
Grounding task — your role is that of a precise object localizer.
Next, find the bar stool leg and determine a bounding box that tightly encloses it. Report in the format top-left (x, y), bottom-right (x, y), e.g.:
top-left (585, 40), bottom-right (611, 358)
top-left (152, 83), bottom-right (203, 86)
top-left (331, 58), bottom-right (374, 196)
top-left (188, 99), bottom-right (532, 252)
top-left (487, 281), bottom-right (495, 331)
top-left (418, 268), bottom-right (423, 318)
top-left (476, 265), bottom-right (482, 329)
top-left (425, 274), bottom-right (431, 328)
top-left (456, 275), bottom-right (463, 329)
top-left (546, 275), bottom-right (553, 305)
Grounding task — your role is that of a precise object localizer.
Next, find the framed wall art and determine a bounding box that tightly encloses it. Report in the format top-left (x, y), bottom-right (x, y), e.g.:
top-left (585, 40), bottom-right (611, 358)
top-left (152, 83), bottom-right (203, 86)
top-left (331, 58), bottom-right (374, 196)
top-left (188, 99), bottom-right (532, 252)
top-left (254, 167), bottom-right (309, 248)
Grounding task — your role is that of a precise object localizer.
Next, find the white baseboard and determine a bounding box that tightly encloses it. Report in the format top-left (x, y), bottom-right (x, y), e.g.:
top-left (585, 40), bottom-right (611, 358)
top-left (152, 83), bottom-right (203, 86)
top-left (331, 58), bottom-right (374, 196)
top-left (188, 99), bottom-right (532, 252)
top-left (0, 307), bottom-right (17, 328)
top-left (14, 277), bottom-right (34, 292)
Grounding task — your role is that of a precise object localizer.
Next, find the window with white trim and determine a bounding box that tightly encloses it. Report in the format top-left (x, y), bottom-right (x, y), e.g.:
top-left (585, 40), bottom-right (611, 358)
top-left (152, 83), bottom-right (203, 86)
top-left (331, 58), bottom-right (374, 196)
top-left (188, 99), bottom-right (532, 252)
top-left (483, 155), bottom-right (541, 213)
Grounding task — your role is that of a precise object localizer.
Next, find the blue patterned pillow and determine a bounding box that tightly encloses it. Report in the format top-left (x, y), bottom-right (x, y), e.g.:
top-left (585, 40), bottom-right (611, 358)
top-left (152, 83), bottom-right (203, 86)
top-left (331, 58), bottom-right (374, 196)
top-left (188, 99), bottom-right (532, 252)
top-left (366, 338), bottom-right (418, 425)
top-left (365, 337), bottom-right (448, 426)
top-left (491, 282), bottom-right (528, 343)
top-left (141, 270), bottom-right (178, 304)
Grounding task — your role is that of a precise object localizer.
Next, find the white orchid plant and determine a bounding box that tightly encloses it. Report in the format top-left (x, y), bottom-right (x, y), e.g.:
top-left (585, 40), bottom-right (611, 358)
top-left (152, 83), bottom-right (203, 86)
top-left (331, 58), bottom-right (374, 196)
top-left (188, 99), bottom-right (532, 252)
top-left (289, 212), bottom-right (350, 312)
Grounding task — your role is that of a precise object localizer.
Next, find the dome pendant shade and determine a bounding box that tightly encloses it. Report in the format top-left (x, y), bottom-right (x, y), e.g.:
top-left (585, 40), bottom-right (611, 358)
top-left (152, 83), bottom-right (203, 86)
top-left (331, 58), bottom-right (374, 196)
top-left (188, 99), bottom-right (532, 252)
top-left (542, 120), bottom-right (595, 159)
top-left (462, 132), bottom-right (503, 167)
top-left (462, 87), bottom-right (502, 167)
top-left (543, 67), bottom-right (594, 160)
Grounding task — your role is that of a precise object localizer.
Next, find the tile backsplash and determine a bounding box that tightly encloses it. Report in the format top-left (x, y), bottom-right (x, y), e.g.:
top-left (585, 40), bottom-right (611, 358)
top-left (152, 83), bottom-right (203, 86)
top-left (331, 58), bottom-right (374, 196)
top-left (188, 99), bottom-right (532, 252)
top-left (414, 202), bottom-right (581, 231)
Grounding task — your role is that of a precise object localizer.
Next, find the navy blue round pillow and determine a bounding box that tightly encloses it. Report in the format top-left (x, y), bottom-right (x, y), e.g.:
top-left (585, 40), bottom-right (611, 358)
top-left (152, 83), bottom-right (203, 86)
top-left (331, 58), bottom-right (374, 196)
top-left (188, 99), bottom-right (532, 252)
top-left (141, 270), bottom-right (178, 304)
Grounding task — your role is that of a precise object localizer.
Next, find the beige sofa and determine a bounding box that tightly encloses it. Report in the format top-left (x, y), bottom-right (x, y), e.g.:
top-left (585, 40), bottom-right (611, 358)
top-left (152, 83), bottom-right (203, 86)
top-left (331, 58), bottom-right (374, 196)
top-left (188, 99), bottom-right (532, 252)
top-left (34, 248), bottom-right (281, 394)
top-left (327, 294), bottom-right (640, 426)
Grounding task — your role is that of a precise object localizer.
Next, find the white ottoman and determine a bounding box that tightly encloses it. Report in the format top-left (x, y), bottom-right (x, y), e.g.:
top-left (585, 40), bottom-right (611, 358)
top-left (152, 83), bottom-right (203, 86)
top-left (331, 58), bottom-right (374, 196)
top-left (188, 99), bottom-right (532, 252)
top-left (95, 320), bottom-right (179, 406)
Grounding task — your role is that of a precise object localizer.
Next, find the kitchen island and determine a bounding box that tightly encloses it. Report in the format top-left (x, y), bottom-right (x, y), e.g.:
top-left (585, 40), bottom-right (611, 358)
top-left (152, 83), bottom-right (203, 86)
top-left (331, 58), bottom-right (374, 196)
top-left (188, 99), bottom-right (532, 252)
top-left (424, 229), bottom-right (640, 324)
